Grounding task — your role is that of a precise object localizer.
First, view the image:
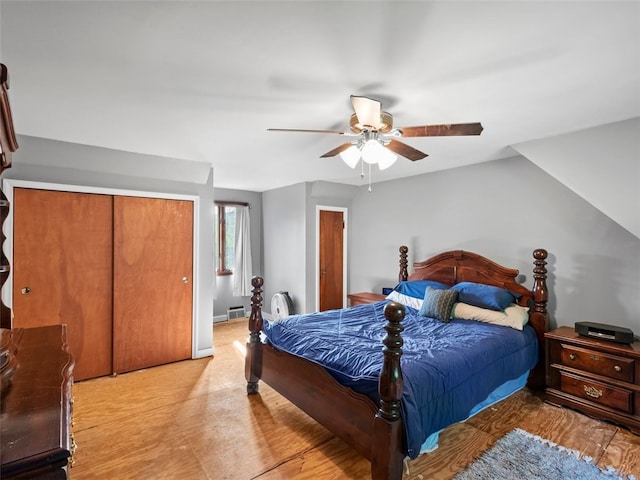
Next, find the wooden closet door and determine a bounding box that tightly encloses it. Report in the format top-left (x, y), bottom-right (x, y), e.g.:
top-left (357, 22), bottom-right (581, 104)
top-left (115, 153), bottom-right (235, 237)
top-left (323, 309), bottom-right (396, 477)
top-left (113, 196), bottom-right (193, 374)
top-left (12, 188), bottom-right (114, 380)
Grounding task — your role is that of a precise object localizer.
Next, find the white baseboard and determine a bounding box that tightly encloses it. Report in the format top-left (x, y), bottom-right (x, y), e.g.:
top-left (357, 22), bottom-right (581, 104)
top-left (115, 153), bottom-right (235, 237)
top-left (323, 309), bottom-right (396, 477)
top-left (213, 312), bottom-right (272, 323)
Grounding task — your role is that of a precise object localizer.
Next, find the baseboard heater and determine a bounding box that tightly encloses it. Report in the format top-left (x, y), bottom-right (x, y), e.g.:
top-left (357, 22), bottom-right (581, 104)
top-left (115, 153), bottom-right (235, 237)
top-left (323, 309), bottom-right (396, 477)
top-left (227, 306), bottom-right (246, 320)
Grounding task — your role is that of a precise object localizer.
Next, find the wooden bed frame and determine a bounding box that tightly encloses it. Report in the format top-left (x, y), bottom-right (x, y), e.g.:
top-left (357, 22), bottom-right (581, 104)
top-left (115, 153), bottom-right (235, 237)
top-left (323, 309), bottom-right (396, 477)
top-left (245, 247), bottom-right (549, 480)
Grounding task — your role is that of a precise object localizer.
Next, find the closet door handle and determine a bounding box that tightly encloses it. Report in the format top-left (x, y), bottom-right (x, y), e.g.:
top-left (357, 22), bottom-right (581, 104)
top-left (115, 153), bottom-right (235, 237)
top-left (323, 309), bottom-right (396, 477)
top-left (182, 277), bottom-right (189, 284)
top-left (21, 286), bottom-right (31, 295)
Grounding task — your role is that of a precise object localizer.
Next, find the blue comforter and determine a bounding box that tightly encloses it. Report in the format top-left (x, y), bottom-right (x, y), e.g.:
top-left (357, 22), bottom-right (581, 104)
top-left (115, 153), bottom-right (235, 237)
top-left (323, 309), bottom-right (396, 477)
top-left (262, 301), bottom-right (538, 458)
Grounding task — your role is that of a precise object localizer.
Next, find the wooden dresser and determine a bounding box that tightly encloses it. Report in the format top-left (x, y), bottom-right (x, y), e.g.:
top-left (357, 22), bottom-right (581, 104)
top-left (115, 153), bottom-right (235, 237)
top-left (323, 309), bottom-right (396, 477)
top-left (545, 326), bottom-right (640, 434)
top-left (1, 325), bottom-right (75, 479)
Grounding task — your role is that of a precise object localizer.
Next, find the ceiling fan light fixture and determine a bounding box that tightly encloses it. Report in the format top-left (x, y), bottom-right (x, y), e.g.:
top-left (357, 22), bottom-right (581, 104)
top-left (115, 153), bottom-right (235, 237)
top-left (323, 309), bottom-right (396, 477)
top-left (376, 148), bottom-right (398, 170)
top-left (361, 139), bottom-right (379, 164)
top-left (339, 145), bottom-right (361, 168)
top-left (361, 138), bottom-right (396, 168)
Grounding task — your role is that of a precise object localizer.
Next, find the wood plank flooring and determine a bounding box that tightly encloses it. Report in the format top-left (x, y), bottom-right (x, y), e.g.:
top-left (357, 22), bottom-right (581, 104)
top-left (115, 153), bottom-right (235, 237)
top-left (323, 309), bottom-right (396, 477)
top-left (70, 319), bottom-right (640, 479)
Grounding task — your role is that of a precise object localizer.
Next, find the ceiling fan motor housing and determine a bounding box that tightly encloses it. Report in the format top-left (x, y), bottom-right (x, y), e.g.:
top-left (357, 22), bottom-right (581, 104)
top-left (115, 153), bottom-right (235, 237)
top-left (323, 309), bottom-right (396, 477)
top-left (349, 111), bottom-right (393, 134)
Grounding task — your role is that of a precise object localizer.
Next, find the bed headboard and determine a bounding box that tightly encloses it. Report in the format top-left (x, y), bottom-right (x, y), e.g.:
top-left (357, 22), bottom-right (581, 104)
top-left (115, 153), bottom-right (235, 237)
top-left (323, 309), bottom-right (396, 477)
top-left (398, 245), bottom-right (549, 389)
top-left (398, 246), bottom-right (547, 308)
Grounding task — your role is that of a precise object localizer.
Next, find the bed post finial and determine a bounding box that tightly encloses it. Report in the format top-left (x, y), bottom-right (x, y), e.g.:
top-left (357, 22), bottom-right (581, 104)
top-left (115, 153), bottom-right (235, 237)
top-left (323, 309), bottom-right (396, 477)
top-left (532, 249), bottom-right (548, 315)
top-left (245, 276), bottom-right (264, 395)
top-left (248, 276), bottom-right (264, 334)
top-left (399, 246), bottom-right (408, 282)
top-left (372, 301), bottom-right (405, 480)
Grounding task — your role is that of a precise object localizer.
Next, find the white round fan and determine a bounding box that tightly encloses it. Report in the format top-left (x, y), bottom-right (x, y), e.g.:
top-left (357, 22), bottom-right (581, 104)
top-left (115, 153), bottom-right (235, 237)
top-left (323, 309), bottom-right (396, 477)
top-left (271, 291), bottom-right (293, 321)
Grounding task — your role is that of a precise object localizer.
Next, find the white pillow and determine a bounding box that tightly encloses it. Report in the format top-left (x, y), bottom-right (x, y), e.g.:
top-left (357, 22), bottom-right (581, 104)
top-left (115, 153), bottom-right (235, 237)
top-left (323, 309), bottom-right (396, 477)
top-left (453, 302), bottom-right (529, 330)
top-left (385, 290), bottom-right (423, 310)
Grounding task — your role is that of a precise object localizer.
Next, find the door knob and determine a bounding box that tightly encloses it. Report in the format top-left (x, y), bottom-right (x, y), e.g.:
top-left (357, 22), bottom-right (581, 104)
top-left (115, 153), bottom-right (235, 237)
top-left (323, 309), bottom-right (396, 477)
top-left (182, 277), bottom-right (189, 284)
top-left (21, 286), bottom-right (31, 295)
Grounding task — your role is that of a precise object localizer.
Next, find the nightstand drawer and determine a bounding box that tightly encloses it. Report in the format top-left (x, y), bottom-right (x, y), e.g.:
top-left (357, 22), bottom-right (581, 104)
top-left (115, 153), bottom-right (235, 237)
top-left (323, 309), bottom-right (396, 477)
top-left (348, 292), bottom-right (386, 306)
top-left (560, 344), bottom-right (634, 382)
top-left (560, 371), bottom-right (633, 413)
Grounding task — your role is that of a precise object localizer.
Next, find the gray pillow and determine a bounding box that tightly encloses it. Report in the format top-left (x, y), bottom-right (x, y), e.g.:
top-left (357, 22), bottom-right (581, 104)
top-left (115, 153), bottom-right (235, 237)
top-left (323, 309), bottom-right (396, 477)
top-left (418, 286), bottom-right (459, 322)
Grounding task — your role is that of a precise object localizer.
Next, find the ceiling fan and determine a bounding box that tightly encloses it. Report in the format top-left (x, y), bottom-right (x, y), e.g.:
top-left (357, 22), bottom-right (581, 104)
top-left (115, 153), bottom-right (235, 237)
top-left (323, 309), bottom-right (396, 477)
top-left (268, 95), bottom-right (483, 170)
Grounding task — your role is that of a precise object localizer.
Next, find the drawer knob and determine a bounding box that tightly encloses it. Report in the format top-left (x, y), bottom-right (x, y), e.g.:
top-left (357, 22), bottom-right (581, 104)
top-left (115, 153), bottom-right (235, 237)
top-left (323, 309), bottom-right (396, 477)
top-left (568, 354), bottom-right (576, 360)
top-left (614, 365), bottom-right (622, 372)
top-left (584, 385), bottom-right (603, 399)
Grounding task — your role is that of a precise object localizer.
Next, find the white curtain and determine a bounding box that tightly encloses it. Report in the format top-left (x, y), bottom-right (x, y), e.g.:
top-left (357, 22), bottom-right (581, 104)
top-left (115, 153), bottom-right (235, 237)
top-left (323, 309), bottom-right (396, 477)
top-left (233, 206), bottom-right (253, 297)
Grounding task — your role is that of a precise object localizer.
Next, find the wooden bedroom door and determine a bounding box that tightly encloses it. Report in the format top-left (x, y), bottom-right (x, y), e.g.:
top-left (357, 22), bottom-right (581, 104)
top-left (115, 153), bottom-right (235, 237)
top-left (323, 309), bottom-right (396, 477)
top-left (112, 196), bottom-right (193, 374)
top-left (318, 209), bottom-right (344, 311)
top-left (12, 188), bottom-right (114, 380)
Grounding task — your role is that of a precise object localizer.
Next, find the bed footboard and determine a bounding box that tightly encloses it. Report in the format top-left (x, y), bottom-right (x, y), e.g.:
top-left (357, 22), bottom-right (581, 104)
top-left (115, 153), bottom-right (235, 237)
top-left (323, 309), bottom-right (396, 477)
top-left (245, 277), bottom-right (407, 480)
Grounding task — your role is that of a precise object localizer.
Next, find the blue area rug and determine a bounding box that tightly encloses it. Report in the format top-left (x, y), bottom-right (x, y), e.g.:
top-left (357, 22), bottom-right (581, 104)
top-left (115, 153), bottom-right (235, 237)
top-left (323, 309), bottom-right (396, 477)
top-left (453, 428), bottom-right (637, 480)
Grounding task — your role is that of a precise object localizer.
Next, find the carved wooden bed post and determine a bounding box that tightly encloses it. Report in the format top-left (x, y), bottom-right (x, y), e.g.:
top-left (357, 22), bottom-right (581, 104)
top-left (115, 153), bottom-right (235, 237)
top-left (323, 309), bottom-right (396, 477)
top-left (398, 246), bottom-right (408, 282)
top-left (245, 275), bottom-right (264, 394)
top-left (371, 301), bottom-right (406, 480)
top-left (532, 249), bottom-right (549, 317)
top-left (528, 248), bottom-right (549, 389)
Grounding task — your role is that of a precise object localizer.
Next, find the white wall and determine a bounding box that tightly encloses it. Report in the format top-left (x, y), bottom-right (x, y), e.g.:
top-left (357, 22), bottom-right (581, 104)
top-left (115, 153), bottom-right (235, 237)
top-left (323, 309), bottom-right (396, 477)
top-left (348, 156), bottom-right (640, 333)
top-left (2, 135), bottom-right (216, 357)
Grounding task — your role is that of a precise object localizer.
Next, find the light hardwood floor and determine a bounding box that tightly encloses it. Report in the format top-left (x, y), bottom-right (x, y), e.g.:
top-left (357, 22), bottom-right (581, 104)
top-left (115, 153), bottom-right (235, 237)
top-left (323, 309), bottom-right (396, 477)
top-left (70, 319), bottom-right (640, 479)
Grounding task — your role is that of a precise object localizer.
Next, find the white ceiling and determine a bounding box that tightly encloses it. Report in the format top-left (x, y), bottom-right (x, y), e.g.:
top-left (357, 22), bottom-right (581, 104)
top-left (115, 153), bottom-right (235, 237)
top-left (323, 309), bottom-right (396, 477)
top-left (1, 1), bottom-right (639, 192)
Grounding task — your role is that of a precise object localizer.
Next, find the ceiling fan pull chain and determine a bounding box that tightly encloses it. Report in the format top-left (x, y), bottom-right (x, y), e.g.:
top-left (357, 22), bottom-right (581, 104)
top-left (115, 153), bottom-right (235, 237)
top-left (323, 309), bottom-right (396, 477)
top-left (368, 163), bottom-right (372, 192)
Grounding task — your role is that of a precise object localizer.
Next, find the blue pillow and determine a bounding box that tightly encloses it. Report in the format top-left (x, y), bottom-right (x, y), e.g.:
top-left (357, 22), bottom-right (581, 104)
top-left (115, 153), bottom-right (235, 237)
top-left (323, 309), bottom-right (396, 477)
top-left (418, 287), bottom-right (459, 322)
top-left (393, 280), bottom-right (450, 299)
top-left (450, 281), bottom-right (516, 311)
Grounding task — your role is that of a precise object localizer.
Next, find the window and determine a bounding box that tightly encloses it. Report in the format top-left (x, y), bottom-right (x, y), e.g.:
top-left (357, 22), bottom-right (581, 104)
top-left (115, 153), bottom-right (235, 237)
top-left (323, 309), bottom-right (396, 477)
top-left (214, 201), bottom-right (247, 276)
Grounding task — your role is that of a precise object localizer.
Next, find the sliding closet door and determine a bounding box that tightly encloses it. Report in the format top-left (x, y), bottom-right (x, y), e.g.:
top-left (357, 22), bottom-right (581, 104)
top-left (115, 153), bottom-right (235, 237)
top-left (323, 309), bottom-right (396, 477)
top-left (113, 196), bottom-right (193, 374)
top-left (12, 188), bottom-right (114, 380)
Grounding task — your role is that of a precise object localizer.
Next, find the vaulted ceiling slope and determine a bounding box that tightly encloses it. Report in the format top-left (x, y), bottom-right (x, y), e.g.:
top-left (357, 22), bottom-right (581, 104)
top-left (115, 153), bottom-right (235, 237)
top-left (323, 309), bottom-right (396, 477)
top-left (1, 2), bottom-right (638, 202)
top-left (514, 118), bottom-right (639, 239)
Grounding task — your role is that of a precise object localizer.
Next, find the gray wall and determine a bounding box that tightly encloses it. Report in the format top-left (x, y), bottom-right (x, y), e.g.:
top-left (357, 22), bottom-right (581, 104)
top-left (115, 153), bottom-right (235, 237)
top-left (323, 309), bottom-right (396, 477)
top-left (8, 136), bottom-right (639, 339)
top-left (261, 181), bottom-right (357, 315)
top-left (514, 117), bottom-right (640, 238)
top-left (3, 135), bottom-right (216, 356)
top-left (262, 183), bottom-right (307, 315)
top-left (303, 181), bottom-right (358, 312)
top-left (212, 187), bottom-right (263, 318)
top-left (348, 156), bottom-right (640, 333)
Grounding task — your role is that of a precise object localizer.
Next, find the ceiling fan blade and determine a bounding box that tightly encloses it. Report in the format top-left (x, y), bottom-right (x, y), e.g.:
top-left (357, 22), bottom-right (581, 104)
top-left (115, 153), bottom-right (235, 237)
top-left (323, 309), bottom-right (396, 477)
top-left (400, 123), bottom-right (484, 138)
top-left (386, 140), bottom-right (428, 161)
top-left (267, 128), bottom-right (345, 135)
top-left (351, 95), bottom-right (381, 129)
top-left (320, 143), bottom-right (354, 158)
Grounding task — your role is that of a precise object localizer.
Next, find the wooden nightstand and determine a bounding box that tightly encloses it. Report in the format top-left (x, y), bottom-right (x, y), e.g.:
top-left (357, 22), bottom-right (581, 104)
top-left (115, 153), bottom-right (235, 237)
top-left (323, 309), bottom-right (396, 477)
top-left (347, 292), bottom-right (386, 307)
top-left (545, 326), bottom-right (640, 434)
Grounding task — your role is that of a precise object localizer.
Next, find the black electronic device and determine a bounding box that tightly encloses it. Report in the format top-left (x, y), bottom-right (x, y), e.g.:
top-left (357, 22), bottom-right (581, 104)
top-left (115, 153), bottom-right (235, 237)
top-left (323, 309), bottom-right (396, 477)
top-left (574, 321), bottom-right (635, 344)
